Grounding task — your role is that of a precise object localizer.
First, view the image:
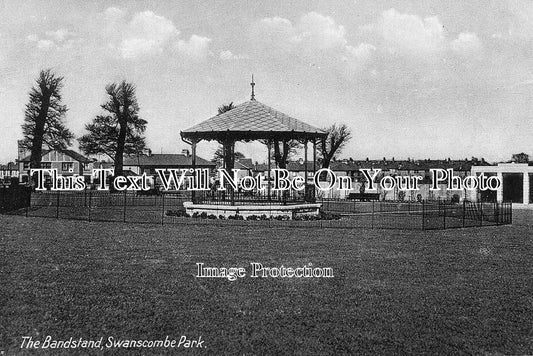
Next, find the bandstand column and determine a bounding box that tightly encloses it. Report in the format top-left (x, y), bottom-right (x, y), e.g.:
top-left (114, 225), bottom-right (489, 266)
top-left (497, 172), bottom-right (503, 203)
top-left (223, 139), bottom-right (236, 205)
top-left (191, 139), bottom-right (197, 203)
top-left (267, 140), bottom-right (271, 201)
top-left (304, 138), bottom-right (308, 202)
top-left (313, 139), bottom-right (317, 201)
top-left (523, 171), bottom-right (529, 205)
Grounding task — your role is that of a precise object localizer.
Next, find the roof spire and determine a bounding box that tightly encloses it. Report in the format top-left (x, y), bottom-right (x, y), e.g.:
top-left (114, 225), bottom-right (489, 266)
top-left (250, 74), bottom-right (256, 101)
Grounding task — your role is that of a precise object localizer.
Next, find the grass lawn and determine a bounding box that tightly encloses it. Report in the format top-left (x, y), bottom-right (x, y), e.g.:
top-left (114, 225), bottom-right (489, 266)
top-left (1, 215), bottom-right (532, 355)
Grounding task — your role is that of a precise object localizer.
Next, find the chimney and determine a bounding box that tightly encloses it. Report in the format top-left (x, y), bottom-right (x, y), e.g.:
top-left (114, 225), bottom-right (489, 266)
top-left (182, 149), bottom-right (190, 157)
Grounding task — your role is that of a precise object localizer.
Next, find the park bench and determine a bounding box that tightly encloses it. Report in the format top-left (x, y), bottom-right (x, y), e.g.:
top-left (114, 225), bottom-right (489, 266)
top-left (347, 193), bottom-right (380, 201)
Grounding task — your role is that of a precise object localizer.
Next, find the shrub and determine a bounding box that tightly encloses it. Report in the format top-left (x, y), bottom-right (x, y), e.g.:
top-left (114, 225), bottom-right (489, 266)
top-left (319, 211), bottom-right (341, 220)
top-left (398, 191), bottom-right (406, 202)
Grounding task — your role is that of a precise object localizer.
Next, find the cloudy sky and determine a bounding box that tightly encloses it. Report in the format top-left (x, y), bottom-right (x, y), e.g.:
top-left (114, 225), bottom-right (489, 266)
top-left (1, 0), bottom-right (533, 164)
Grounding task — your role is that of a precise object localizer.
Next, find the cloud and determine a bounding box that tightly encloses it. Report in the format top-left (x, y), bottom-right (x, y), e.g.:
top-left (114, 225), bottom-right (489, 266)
top-left (102, 8), bottom-right (212, 60)
top-left (346, 42), bottom-right (376, 62)
top-left (119, 11), bottom-right (179, 59)
top-left (297, 12), bottom-right (348, 50)
top-left (26, 34), bottom-right (38, 42)
top-left (451, 32), bottom-right (482, 55)
top-left (364, 8), bottom-right (482, 59)
top-left (45, 28), bottom-right (72, 42)
top-left (373, 8), bottom-right (446, 55)
top-left (104, 6), bottom-right (126, 22)
top-left (176, 35), bottom-right (211, 59)
top-left (26, 29), bottom-right (75, 51)
top-left (254, 12), bottom-right (375, 70)
top-left (36, 39), bottom-right (55, 50)
top-left (507, 0), bottom-right (533, 39)
top-left (219, 50), bottom-right (249, 61)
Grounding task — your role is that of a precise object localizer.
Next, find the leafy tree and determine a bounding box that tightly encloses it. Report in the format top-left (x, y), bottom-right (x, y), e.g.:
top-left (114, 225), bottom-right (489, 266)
top-left (78, 81), bottom-right (147, 176)
top-left (217, 102), bottom-right (235, 115)
top-left (512, 152), bottom-right (529, 163)
top-left (21, 69), bottom-right (74, 168)
top-left (319, 123), bottom-right (352, 168)
top-left (213, 102), bottom-right (239, 168)
top-left (212, 147), bottom-right (245, 165)
top-left (269, 139), bottom-right (301, 169)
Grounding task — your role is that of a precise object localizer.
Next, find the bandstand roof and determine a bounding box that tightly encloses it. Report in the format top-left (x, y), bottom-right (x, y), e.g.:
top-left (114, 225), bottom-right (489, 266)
top-left (181, 99), bottom-right (326, 142)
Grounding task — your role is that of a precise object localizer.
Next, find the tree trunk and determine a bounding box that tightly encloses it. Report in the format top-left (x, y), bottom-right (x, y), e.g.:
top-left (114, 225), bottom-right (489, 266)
top-left (30, 94), bottom-right (51, 169)
top-left (273, 140), bottom-right (289, 169)
top-left (114, 117), bottom-right (127, 177)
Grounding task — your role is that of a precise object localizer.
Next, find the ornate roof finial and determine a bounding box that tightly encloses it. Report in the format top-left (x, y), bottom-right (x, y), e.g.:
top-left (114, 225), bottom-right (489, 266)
top-left (250, 74), bottom-right (256, 101)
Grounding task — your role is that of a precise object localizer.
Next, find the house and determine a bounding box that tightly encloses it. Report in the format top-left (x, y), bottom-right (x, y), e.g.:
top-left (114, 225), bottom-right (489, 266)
top-left (17, 148), bottom-right (93, 183)
top-left (123, 150), bottom-right (215, 175)
top-left (123, 150), bottom-right (215, 189)
top-left (0, 162), bottom-right (19, 184)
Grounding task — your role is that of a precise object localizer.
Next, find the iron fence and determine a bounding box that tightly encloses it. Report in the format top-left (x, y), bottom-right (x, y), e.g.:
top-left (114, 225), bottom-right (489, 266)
top-left (9, 190), bottom-right (513, 230)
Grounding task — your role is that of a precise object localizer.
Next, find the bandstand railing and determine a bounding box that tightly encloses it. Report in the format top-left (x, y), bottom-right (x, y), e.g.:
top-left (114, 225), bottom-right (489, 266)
top-left (193, 189), bottom-right (311, 205)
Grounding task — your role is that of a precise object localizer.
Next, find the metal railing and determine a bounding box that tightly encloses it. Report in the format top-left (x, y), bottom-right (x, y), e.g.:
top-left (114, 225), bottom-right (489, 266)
top-left (8, 190), bottom-right (513, 230)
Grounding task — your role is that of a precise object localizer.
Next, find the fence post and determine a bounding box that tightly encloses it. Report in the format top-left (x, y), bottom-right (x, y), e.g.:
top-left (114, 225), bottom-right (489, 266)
top-left (479, 201), bottom-right (483, 227)
top-left (56, 190), bottom-right (60, 219)
top-left (88, 190), bottom-right (92, 222)
top-left (123, 190), bottom-right (127, 223)
top-left (25, 188), bottom-right (30, 217)
top-left (462, 199), bottom-right (465, 228)
top-left (443, 200), bottom-right (446, 229)
top-left (161, 193), bottom-right (165, 225)
top-left (422, 200), bottom-right (425, 230)
top-left (371, 199), bottom-right (374, 229)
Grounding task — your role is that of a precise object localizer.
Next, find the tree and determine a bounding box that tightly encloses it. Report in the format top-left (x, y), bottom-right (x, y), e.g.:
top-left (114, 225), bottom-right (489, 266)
top-left (21, 69), bottom-right (74, 169)
top-left (512, 152), bottom-right (529, 163)
top-left (213, 102), bottom-right (239, 168)
top-left (78, 81), bottom-right (147, 177)
top-left (319, 123), bottom-right (352, 168)
top-left (212, 147), bottom-right (245, 165)
top-left (269, 139), bottom-right (301, 169)
top-left (218, 102), bottom-right (235, 115)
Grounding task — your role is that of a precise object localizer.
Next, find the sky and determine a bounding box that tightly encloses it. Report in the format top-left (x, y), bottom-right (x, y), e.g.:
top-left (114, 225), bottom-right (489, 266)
top-left (1, 0), bottom-right (533, 164)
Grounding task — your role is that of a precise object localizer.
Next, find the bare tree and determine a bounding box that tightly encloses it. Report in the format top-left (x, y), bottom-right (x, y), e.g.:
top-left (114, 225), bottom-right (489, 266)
top-left (21, 69), bottom-right (73, 169)
top-left (319, 124), bottom-right (352, 168)
top-left (78, 81), bottom-right (147, 177)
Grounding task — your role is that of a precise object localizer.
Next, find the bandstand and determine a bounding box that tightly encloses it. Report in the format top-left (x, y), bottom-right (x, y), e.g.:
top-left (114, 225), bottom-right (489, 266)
top-left (180, 78), bottom-right (327, 219)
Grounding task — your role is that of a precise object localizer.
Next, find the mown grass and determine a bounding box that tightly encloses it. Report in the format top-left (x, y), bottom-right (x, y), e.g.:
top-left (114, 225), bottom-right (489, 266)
top-left (1, 215), bottom-right (532, 355)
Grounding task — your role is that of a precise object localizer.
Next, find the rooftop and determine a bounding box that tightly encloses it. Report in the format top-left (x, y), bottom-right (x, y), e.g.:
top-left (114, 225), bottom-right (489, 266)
top-left (181, 100), bottom-right (326, 141)
top-left (19, 149), bottom-right (92, 163)
top-left (123, 154), bottom-right (215, 167)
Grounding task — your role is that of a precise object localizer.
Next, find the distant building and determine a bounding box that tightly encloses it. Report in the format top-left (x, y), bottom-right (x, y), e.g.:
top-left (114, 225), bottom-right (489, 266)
top-left (252, 157), bottom-right (492, 201)
top-left (17, 147), bottom-right (93, 183)
top-left (471, 162), bottom-right (533, 204)
top-left (123, 151), bottom-right (215, 176)
top-left (0, 162), bottom-right (19, 184)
